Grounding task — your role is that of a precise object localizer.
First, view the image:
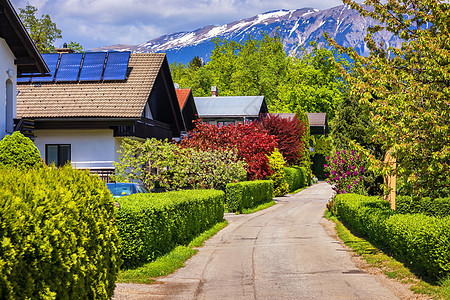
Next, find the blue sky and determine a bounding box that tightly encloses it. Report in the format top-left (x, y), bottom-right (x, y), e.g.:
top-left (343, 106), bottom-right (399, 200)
top-left (11, 0), bottom-right (343, 50)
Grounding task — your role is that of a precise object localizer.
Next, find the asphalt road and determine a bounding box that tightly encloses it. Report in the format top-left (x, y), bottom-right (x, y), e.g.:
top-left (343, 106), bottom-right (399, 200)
top-left (114, 182), bottom-right (399, 299)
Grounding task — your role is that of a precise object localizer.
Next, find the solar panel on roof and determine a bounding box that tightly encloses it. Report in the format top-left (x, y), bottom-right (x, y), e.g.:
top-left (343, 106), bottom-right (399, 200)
top-left (55, 53), bottom-right (83, 82)
top-left (32, 53), bottom-right (60, 82)
top-left (17, 76), bottom-right (31, 83)
top-left (79, 52), bottom-right (107, 81)
top-left (102, 52), bottom-right (130, 81)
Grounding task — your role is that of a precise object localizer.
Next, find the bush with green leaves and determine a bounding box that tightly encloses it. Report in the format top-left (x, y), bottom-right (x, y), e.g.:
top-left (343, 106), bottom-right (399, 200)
top-left (115, 190), bottom-right (224, 268)
top-left (331, 194), bottom-right (450, 280)
top-left (283, 166), bottom-right (308, 192)
top-left (114, 138), bottom-right (246, 191)
top-left (113, 138), bottom-right (186, 190)
top-left (225, 180), bottom-right (273, 213)
top-left (396, 196), bottom-right (450, 218)
top-left (181, 148), bottom-right (247, 190)
top-left (0, 166), bottom-right (119, 299)
top-left (0, 131), bottom-right (43, 169)
top-left (267, 149), bottom-right (289, 197)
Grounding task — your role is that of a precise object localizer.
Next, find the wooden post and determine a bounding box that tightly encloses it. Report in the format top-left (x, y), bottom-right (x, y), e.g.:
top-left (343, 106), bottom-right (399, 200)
top-left (383, 150), bottom-right (397, 210)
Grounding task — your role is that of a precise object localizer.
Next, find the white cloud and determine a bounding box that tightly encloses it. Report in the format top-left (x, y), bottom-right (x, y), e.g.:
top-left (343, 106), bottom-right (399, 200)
top-left (11, 0), bottom-right (343, 49)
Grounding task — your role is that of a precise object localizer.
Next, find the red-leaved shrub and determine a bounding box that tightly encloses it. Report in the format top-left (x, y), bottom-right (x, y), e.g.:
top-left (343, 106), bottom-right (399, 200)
top-left (181, 120), bottom-right (278, 180)
top-left (261, 114), bottom-right (307, 166)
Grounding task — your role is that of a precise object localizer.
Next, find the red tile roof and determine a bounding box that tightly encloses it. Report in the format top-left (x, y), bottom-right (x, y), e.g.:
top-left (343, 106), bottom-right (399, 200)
top-left (176, 89), bottom-right (191, 110)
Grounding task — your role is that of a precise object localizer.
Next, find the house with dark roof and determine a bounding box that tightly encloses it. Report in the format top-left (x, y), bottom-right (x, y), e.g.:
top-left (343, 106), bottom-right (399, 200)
top-left (16, 52), bottom-right (184, 177)
top-left (194, 87), bottom-right (268, 126)
top-left (270, 113), bottom-right (329, 136)
top-left (175, 88), bottom-right (198, 131)
top-left (0, 0), bottom-right (49, 140)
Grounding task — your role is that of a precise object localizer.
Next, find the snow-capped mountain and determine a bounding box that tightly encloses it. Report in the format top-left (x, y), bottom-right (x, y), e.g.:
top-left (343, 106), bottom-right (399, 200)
top-left (91, 5), bottom-right (401, 64)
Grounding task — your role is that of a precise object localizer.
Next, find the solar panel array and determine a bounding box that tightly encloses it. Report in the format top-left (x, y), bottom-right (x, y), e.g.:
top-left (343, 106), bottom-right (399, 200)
top-left (17, 51), bottom-right (131, 83)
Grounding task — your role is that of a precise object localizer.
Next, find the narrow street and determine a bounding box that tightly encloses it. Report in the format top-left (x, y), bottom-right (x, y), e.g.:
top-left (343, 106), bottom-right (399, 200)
top-left (114, 183), bottom-right (399, 299)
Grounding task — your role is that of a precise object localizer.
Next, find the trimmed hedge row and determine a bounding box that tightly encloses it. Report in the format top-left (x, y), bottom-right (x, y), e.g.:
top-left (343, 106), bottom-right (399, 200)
top-left (396, 195), bottom-right (450, 217)
top-left (0, 166), bottom-right (119, 299)
top-left (332, 194), bottom-right (450, 280)
top-left (225, 180), bottom-right (273, 213)
top-left (283, 166), bottom-right (308, 192)
top-left (115, 190), bottom-right (224, 268)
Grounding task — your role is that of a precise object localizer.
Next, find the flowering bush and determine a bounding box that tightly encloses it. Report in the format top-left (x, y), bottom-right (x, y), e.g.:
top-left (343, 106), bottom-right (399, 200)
top-left (325, 150), bottom-right (367, 194)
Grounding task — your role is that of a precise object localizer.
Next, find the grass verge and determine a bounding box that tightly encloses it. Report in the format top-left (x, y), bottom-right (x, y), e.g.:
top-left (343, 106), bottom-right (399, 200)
top-left (324, 210), bottom-right (450, 299)
top-left (117, 220), bottom-right (228, 284)
top-left (240, 200), bottom-right (276, 214)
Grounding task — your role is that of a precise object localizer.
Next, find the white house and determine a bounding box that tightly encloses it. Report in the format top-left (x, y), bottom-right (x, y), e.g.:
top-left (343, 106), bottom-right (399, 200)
top-left (16, 52), bottom-right (185, 179)
top-left (0, 0), bottom-right (48, 140)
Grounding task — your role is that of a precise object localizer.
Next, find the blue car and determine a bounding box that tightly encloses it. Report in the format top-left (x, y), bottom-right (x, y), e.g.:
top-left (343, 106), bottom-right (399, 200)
top-left (106, 182), bottom-right (149, 197)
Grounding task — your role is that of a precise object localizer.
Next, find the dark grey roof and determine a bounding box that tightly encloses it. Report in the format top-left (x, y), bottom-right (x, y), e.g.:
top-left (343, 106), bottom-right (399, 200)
top-left (194, 96), bottom-right (266, 118)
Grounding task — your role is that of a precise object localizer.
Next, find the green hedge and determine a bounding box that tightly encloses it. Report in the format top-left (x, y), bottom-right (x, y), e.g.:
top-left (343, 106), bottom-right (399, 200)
top-left (283, 166), bottom-right (308, 192)
top-left (0, 166), bottom-right (119, 299)
top-left (225, 180), bottom-right (273, 213)
top-left (115, 190), bottom-right (224, 268)
top-left (332, 194), bottom-right (450, 280)
top-left (396, 196), bottom-right (450, 217)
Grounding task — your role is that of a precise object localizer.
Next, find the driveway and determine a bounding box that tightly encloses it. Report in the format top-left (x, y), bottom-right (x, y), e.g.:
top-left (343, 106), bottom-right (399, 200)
top-left (114, 182), bottom-right (399, 299)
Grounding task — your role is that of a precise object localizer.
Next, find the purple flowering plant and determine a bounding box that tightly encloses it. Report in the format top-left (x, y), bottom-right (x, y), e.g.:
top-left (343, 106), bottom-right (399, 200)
top-left (324, 149), bottom-right (367, 194)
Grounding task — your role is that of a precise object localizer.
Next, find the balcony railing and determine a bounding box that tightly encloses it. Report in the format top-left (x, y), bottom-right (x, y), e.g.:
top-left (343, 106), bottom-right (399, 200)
top-left (114, 117), bottom-right (172, 140)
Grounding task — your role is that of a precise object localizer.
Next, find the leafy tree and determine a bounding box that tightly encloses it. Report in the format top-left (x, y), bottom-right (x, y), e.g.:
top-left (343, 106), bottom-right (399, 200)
top-left (19, 5), bottom-right (83, 53)
top-left (19, 5), bottom-right (62, 53)
top-left (274, 43), bottom-right (346, 119)
top-left (188, 56), bottom-right (204, 71)
top-left (328, 0), bottom-right (450, 198)
top-left (67, 41), bottom-right (84, 53)
top-left (0, 131), bottom-right (43, 169)
top-left (295, 107), bottom-right (312, 179)
top-left (181, 120), bottom-right (278, 180)
top-left (261, 113), bottom-right (307, 166)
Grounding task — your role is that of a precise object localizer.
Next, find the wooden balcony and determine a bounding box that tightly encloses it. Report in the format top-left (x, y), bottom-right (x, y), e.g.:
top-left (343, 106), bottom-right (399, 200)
top-left (114, 117), bottom-right (172, 140)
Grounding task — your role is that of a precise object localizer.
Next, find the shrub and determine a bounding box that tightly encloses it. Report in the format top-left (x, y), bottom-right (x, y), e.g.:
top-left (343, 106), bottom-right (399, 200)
top-left (181, 120), bottom-right (278, 180)
top-left (295, 107), bottom-right (311, 179)
top-left (283, 166), bottom-right (308, 192)
top-left (0, 131), bottom-right (43, 169)
top-left (0, 166), bottom-right (119, 299)
top-left (182, 148), bottom-right (247, 190)
top-left (332, 194), bottom-right (450, 280)
top-left (261, 114), bottom-right (307, 165)
top-left (115, 190), bottom-right (224, 268)
top-left (325, 150), bottom-right (367, 195)
top-left (225, 180), bottom-right (273, 213)
top-left (267, 149), bottom-right (289, 196)
top-left (113, 138), bottom-right (186, 191)
top-left (396, 196), bottom-right (450, 217)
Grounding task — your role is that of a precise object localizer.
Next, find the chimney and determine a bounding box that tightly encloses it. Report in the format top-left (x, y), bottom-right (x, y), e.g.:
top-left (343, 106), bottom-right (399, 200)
top-left (211, 86), bottom-right (219, 97)
top-left (55, 42), bottom-right (75, 53)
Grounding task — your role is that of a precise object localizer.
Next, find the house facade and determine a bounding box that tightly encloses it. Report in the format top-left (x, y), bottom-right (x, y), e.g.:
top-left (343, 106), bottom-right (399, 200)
top-left (16, 53), bottom-right (184, 177)
top-left (0, 0), bottom-right (48, 140)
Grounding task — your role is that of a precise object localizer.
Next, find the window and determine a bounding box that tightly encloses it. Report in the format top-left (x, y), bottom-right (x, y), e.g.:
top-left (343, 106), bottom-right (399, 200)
top-left (5, 79), bottom-right (13, 133)
top-left (45, 144), bottom-right (71, 167)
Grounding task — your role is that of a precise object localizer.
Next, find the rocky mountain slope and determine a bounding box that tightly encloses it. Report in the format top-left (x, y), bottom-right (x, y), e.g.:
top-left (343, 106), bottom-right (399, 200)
top-left (92, 5), bottom-right (401, 64)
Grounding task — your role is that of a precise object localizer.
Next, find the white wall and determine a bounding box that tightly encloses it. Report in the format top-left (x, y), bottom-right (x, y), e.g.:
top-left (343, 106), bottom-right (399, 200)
top-left (34, 129), bottom-right (118, 169)
top-left (0, 38), bottom-right (17, 140)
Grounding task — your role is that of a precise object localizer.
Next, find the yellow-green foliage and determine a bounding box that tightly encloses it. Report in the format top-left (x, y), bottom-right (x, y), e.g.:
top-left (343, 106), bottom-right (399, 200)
top-left (283, 166), bottom-right (308, 192)
top-left (115, 190), bottom-right (224, 268)
top-left (225, 180), bottom-right (273, 212)
top-left (332, 194), bottom-right (450, 280)
top-left (0, 166), bottom-right (119, 299)
top-left (0, 132), bottom-right (43, 169)
top-left (268, 149), bottom-right (289, 196)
